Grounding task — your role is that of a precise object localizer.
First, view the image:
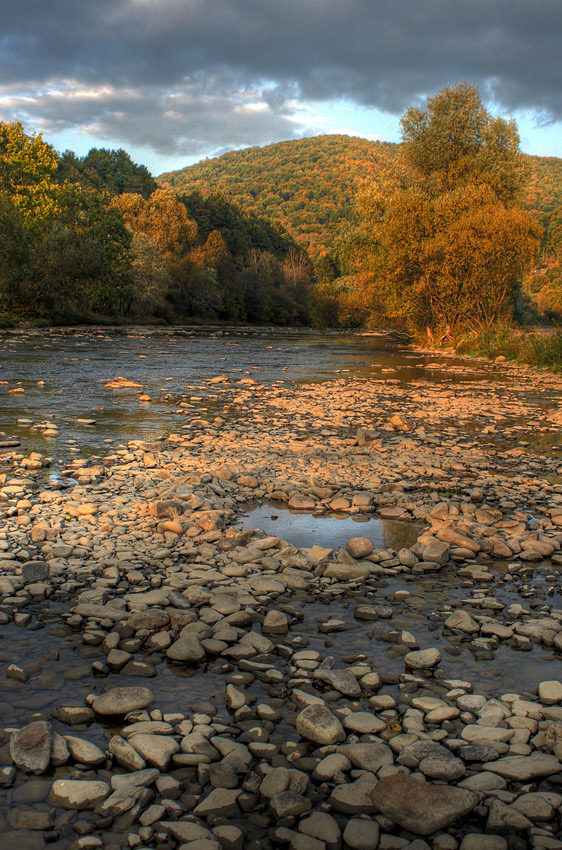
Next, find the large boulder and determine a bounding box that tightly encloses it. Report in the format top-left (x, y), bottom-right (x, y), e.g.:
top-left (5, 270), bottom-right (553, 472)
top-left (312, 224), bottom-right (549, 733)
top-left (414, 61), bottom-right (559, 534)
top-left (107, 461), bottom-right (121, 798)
top-left (371, 773), bottom-right (479, 836)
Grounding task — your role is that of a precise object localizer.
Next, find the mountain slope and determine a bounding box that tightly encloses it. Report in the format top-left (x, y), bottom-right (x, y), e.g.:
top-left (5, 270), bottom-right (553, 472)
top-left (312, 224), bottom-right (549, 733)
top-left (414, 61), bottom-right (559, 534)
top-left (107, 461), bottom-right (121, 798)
top-left (159, 135), bottom-right (562, 257)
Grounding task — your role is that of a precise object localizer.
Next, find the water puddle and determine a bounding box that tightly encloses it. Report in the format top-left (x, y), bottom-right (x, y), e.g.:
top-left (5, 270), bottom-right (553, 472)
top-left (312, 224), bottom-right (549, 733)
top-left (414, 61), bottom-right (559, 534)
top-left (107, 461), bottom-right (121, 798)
top-left (240, 501), bottom-right (422, 551)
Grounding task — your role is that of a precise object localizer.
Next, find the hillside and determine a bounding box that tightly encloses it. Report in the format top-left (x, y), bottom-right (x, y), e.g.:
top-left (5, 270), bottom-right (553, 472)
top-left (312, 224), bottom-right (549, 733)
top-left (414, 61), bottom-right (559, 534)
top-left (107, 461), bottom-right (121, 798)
top-left (159, 135), bottom-right (401, 256)
top-left (159, 135), bottom-right (562, 258)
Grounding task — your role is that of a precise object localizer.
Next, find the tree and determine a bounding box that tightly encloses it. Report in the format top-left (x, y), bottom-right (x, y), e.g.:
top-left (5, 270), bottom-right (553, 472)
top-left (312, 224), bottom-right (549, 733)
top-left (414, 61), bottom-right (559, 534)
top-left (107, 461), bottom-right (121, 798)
top-left (56, 147), bottom-right (157, 198)
top-left (0, 122), bottom-right (59, 223)
top-left (347, 83), bottom-right (540, 340)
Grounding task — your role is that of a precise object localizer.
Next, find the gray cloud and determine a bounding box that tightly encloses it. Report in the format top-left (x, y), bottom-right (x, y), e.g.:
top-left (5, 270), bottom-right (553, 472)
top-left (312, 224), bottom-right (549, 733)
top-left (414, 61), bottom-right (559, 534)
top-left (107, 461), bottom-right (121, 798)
top-left (1, 0), bottom-right (561, 164)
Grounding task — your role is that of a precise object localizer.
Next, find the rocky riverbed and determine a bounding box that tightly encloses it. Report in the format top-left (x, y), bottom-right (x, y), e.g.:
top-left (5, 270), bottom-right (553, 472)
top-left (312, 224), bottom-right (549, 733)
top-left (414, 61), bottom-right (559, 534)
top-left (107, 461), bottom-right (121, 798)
top-left (2, 355), bottom-right (562, 850)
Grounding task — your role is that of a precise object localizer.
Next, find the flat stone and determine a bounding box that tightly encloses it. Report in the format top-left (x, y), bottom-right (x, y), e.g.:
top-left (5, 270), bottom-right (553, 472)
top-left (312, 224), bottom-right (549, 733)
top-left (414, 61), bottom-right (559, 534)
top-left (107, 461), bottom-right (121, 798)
top-left (21, 561), bottom-right (50, 582)
top-left (405, 648), bottom-right (441, 669)
top-left (129, 733), bottom-right (179, 770)
top-left (10, 721), bottom-right (53, 774)
top-left (91, 686), bottom-right (153, 715)
top-left (445, 610), bottom-right (480, 633)
top-left (108, 735), bottom-right (146, 771)
top-left (314, 667), bottom-right (361, 697)
top-left (338, 743), bottom-right (394, 772)
top-left (64, 736), bottom-right (106, 767)
top-left (193, 788), bottom-right (242, 818)
top-left (270, 791), bottom-right (312, 818)
top-left (330, 773), bottom-right (378, 815)
top-left (371, 773), bottom-right (479, 836)
top-left (485, 753), bottom-right (562, 781)
top-left (48, 779), bottom-right (110, 809)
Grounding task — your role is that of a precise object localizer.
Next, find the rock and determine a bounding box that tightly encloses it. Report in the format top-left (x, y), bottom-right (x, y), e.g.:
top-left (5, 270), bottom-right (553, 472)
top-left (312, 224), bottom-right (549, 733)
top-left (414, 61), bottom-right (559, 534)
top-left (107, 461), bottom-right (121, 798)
top-left (324, 562), bottom-right (370, 580)
top-left (343, 818), bottom-right (380, 850)
top-left (10, 721), bottom-right (53, 774)
top-left (299, 811), bottom-right (341, 850)
top-left (371, 774), bottom-right (479, 836)
top-left (314, 665), bottom-right (361, 698)
top-left (485, 752), bottom-right (562, 781)
top-left (539, 680), bottom-right (562, 705)
top-left (486, 799), bottom-right (533, 833)
top-left (460, 837), bottom-right (507, 850)
top-left (64, 736), bottom-right (106, 767)
top-left (338, 742), bottom-right (394, 772)
top-left (346, 537), bottom-right (374, 558)
top-left (262, 610), bottom-right (289, 634)
top-left (108, 735), bottom-right (146, 771)
top-left (343, 711), bottom-right (386, 735)
top-left (405, 647), bottom-right (441, 669)
top-left (445, 610), bottom-right (480, 633)
top-left (193, 788), bottom-right (242, 818)
top-left (270, 791), bottom-right (312, 818)
top-left (166, 634), bottom-right (206, 664)
top-left (296, 704), bottom-right (345, 746)
top-left (48, 779), bottom-right (110, 809)
top-left (129, 733), bottom-right (179, 769)
top-left (21, 561), bottom-right (50, 582)
top-left (91, 686), bottom-right (153, 715)
top-left (329, 773), bottom-right (378, 814)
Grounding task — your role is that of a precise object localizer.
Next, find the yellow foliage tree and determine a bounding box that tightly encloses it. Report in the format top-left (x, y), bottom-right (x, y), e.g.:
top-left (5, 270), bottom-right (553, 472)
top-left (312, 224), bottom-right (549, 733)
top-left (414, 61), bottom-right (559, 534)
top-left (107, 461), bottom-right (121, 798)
top-left (346, 83), bottom-right (540, 341)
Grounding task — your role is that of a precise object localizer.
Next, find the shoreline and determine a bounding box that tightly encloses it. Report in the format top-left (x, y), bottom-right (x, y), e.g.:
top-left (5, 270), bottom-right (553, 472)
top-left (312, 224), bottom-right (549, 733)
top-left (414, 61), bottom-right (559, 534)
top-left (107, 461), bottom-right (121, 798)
top-left (2, 362), bottom-right (562, 847)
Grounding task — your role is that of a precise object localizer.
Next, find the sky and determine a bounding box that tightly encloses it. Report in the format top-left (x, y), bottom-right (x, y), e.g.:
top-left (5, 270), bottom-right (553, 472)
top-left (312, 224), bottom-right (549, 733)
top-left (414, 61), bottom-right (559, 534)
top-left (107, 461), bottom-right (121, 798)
top-left (1, 0), bottom-right (562, 177)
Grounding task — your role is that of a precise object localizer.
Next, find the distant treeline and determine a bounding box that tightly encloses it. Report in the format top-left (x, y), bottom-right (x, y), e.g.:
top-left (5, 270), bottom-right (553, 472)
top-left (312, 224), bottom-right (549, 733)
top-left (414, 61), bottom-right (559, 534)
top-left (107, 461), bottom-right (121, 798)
top-left (0, 122), bottom-right (313, 326)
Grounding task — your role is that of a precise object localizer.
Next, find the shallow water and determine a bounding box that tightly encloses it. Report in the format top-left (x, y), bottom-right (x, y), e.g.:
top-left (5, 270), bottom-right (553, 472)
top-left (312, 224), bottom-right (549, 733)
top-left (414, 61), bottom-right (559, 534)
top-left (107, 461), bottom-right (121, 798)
top-left (242, 501), bottom-right (422, 551)
top-left (0, 325), bottom-right (495, 463)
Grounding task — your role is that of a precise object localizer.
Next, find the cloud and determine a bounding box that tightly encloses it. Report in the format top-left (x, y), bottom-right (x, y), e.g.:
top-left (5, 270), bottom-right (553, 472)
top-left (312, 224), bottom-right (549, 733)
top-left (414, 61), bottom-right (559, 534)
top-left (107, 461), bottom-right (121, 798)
top-left (1, 0), bottom-right (562, 163)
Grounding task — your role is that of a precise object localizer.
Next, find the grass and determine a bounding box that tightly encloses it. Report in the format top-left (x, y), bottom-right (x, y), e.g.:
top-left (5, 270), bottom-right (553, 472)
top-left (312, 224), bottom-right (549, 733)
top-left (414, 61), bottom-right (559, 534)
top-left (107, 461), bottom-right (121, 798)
top-left (457, 325), bottom-right (562, 372)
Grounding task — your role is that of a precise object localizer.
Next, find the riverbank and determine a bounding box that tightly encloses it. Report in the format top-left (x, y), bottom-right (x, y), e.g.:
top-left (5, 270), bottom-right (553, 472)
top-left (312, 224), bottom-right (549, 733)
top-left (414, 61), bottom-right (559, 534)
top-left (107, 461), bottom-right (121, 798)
top-left (2, 358), bottom-right (562, 849)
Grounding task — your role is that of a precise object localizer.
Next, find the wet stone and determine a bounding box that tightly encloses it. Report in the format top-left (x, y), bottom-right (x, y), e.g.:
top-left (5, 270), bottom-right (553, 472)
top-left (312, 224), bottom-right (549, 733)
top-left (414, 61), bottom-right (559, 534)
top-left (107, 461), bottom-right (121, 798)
top-left (9, 721), bottom-right (53, 774)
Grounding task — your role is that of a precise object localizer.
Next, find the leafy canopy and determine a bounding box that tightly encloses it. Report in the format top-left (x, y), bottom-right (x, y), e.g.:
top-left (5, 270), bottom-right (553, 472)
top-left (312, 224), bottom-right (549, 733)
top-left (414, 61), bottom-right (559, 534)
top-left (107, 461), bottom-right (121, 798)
top-left (345, 83), bottom-right (539, 339)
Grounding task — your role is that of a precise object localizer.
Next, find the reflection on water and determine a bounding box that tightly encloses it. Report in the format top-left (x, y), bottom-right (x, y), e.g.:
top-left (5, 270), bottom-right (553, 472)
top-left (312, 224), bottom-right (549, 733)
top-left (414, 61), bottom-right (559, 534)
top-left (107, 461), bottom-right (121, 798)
top-left (242, 501), bottom-right (421, 551)
top-left (0, 326), bottom-right (494, 462)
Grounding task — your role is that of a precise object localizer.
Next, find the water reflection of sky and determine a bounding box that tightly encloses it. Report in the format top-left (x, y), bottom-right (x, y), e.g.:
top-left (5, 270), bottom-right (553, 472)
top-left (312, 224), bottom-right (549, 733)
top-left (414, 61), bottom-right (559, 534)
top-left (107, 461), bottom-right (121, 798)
top-left (0, 326), bottom-right (494, 462)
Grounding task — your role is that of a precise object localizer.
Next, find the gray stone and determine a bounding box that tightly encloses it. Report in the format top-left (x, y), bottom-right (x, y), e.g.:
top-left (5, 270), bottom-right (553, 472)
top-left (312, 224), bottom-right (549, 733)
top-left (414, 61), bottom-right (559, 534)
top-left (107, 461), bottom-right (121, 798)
top-left (21, 561), bottom-right (50, 582)
top-left (296, 704), bottom-right (345, 746)
top-left (371, 773), bottom-right (479, 836)
top-left (10, 721), bottom-right (53, 774)
top-left (338, 743), bottom-right (394, 773)
top-left (91, 686), bottom-right (153, 715)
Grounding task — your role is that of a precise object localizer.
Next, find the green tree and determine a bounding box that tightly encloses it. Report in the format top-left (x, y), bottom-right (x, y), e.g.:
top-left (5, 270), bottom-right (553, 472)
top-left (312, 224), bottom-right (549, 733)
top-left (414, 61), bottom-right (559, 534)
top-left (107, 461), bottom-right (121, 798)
top-left (0, 122), bottom-right (59, 223)
top-left (347, 83), bottom-right (539, 340)
top-left (56, 147), bottom-right (157, 198)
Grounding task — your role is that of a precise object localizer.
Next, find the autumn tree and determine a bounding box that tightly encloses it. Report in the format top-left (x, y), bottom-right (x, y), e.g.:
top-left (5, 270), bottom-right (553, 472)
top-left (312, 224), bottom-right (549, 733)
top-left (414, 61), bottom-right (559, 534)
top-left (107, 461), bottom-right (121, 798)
top-left (347, 83), bottom-right (539, 341)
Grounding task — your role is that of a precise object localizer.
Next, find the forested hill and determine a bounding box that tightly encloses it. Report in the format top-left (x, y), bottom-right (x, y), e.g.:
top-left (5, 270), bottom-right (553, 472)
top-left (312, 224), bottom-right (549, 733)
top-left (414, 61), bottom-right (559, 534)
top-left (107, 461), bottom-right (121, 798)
top-left (159, 135), bottom-right (562, 257)
top-left (159, 136), bottom-right (401, 256)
